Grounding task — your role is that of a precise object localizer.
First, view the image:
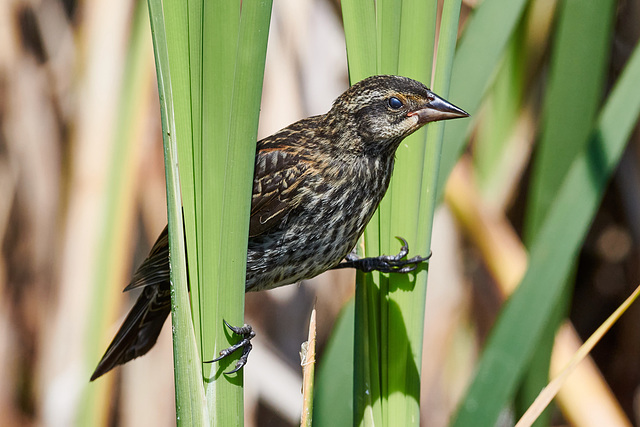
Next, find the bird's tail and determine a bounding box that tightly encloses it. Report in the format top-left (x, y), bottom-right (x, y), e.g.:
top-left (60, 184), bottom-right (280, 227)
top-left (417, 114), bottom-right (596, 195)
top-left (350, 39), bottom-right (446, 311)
top-left (90, 227), bottom-right (171, 381)
top-left (90, 284), bottom-right (171, 381)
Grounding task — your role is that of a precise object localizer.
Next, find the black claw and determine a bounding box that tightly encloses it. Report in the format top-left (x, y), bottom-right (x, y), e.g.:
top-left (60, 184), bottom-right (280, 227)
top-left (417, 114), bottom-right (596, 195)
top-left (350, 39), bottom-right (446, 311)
top-left (205, 320), bottom-right (256, 374)
top-left (225, 342), bottom-right (253, 374)
top-left (393, 236), bottom-right (410, 260)
top-left (332, 237), bottom-right (431, 273)
top-left (222, 319), bottom-right (254, 336)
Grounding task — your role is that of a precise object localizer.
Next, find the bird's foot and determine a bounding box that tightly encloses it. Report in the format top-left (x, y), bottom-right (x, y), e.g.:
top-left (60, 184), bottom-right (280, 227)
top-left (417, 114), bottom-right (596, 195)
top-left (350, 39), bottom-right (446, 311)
top-left (206, 320), bottom-right (256, 374)
top-left (333, 236), bottom-right (431, 273)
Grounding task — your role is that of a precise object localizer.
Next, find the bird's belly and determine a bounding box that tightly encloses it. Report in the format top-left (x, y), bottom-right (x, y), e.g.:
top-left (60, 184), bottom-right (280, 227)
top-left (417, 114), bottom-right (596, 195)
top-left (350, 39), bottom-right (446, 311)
top-left (245, 185), bottom-right (381, 292)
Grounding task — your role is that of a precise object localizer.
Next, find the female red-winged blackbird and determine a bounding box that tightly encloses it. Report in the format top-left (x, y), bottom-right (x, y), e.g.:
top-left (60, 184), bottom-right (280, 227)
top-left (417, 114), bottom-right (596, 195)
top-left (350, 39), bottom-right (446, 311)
top-left (90, 75), bottom-right (468, 380)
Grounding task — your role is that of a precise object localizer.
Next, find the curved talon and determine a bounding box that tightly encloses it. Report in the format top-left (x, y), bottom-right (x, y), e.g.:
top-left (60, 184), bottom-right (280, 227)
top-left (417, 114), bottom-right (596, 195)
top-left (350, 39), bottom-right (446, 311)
top-left (394, 236), bottom-right (410, 259)
top-left (392, 252), bottom-right (433, 273)
top-left (225, 341), bottom-right (253, 374)
top-left (204, 320), bottom-right (255, 374)
top-left (222, 319), bottom-right (254, 336)
top-left (374, 237), bottom-right (409, 263)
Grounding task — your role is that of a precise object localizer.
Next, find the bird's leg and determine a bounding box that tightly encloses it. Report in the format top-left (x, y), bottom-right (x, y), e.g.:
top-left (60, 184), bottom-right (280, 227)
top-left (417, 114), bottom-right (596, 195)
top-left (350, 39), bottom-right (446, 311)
top-left (332, 237), bottom-right (431, 274)
top-left (206, 320), bottom-right (256, 374)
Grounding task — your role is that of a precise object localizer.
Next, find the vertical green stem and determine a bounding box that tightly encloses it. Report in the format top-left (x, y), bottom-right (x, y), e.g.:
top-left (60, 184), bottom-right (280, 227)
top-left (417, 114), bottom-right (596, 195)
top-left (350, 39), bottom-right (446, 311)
top-left (203, 2), bottom-right (272, 424)
top-left (147, 0), bottom-right (208, 423)
top-left (345, 1), bottom-right (462, 425)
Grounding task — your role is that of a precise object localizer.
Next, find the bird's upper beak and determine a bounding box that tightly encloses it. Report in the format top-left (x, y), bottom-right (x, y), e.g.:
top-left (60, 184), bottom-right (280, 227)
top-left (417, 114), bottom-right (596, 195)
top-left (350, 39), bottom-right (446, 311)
top-left (408, 92), bottom-right (469, 125)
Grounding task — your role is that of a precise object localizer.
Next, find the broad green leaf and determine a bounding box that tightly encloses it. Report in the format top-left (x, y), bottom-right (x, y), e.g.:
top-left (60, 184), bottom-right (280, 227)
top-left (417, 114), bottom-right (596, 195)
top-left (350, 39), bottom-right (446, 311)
top-left (452, 40), bottom-right (640, 427)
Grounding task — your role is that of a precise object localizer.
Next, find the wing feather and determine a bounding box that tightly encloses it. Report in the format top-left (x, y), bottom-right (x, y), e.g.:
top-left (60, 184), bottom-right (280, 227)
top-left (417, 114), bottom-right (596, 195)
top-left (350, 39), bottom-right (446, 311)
top-left (124, 226), bottom-right (169, 291)
top-left (249, 147), bottom-right (310, 237)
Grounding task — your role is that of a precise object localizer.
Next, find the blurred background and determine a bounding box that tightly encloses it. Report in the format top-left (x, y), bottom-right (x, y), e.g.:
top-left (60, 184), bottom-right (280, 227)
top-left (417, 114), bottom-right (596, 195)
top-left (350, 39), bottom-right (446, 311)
top-left (1, 0), bottom-right (640, 425)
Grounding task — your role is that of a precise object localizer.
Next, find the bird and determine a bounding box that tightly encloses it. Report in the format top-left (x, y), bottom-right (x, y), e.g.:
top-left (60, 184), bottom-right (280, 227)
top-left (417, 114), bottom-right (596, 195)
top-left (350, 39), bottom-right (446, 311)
top-left (90, 75), bottom-right (468, 381)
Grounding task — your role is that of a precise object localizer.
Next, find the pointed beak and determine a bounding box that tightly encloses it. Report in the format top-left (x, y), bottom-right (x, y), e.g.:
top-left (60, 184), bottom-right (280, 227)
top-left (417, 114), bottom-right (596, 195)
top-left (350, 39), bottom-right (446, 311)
top-left (408, 92), bottom-right (469, 125)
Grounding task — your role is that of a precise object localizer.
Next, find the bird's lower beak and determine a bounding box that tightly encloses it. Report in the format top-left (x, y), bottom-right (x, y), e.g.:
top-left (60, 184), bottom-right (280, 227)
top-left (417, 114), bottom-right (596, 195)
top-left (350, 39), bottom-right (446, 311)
top-left (409, 93), bottom-right (469, 125)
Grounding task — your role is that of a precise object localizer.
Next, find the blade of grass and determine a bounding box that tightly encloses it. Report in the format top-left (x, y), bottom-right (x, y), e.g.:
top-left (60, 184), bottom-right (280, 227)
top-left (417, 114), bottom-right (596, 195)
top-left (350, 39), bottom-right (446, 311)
top-left (200, 0), bottom-right (240, 382)
top-left (341, 2), bottom-right (381, 426)
top-left (341, 0), bottom-right (377, 84)
top-left (516, 284), bottom-right (640, 427)
top-left (381, 1), bottom-right (450, 425)
top-left (343, 1), bottom-right (462, 425)
top-left (452, 40), bottom-right (640, 427)
top-left (183, 0), bottom-right (203, 352)
top-left (341, 0), bottom-right (379, 259)
top-left (473, 30), bottom-right (527, 199)
top-left (313, 299), bottom-right (355, 427)
top-left (148, 0), bottom-right (208, 423)
top-left (437, 0), bottom-right (530, 198)
top-left (518, 2), bottom-right (615, 421)
top-left (524, 0), bottom-right (616, 241)
top-left (375, 2), bottom-right (404, 423)
top-left (418, 0), bottom-right (463, 235)
top-left (446, 156), bottom-right (633, 426)
top-left (473, 0), bottom-right (558, 208)
top-left (377, 0), bottom-right (402, 75)
top-left (201, 1), bottom-right (272, 424)
top-left (377, 0), bottom-right (403, 263)
top-left (163, 0), bottom-right (201, 363)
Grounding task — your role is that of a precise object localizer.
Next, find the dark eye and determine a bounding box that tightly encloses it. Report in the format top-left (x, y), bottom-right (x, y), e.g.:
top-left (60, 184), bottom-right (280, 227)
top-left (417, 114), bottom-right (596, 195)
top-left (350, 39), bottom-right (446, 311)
top-left (388, 96), bottom-right (403, 109)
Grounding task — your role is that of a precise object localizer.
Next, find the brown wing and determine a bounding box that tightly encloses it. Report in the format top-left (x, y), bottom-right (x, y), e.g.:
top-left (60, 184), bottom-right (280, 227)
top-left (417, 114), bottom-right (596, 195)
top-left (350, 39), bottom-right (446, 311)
top-left (124, 225), bottom-right (170, 291)
top-left (250, 147), bottom-right (310, 237)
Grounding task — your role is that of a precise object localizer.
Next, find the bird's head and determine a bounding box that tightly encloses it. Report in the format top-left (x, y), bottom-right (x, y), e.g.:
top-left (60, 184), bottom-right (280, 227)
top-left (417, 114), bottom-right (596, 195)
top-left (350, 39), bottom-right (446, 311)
top-left (329, 75), bottom-right (468, 155)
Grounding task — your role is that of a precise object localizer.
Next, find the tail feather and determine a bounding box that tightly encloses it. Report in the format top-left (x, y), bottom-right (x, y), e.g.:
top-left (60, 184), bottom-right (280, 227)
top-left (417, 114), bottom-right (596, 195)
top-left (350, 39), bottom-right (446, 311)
top-left (90, 227), bottom-right (171, 381)
top-left (90, 284), bottom-right (171, 381)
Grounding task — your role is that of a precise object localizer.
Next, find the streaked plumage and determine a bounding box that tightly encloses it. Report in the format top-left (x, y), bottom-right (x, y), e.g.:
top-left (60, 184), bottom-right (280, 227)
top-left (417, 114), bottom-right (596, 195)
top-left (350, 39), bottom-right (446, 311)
top-left (90, 75), bottom-right (468, 380)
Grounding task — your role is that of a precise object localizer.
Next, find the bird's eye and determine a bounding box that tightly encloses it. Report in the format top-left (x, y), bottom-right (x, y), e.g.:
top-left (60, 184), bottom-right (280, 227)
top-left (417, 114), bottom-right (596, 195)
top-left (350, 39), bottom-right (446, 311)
top-left (388, 96), bottom-right (403, 109)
